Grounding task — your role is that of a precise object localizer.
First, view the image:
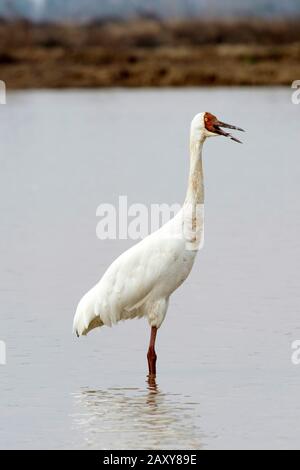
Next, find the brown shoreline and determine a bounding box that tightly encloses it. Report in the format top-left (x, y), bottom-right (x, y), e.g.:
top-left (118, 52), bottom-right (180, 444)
top-left (1, 19), bottom-right (300, 88)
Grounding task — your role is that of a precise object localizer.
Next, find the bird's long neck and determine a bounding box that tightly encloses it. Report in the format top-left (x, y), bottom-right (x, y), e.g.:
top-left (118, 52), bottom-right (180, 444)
top-left (184, 133), bottom-right (205, 207)
top-left (181, 131), bottom-right (205, 251)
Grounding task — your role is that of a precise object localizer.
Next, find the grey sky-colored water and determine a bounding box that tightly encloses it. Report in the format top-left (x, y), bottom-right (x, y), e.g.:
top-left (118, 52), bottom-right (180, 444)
top-left (0, 88), bottom-right (300, 449)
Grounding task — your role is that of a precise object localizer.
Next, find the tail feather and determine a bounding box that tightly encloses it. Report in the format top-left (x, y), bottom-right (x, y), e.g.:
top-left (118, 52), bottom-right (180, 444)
top-left (73, 286), bottom-right (103, 337)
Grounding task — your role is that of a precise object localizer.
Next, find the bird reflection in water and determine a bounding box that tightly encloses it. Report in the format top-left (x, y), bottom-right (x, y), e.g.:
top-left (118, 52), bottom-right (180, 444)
top-left (71, 377), bottom-right (203, 450)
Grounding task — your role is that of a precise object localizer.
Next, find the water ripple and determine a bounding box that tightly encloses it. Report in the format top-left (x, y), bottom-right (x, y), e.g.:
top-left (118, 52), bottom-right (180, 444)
top-left (71, 379), bottom-right (203, 450)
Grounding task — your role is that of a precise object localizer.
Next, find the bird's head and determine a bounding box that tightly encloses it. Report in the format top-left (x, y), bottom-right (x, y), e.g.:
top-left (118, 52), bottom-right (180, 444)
top-left (191, 112), bottom-right (245, 144)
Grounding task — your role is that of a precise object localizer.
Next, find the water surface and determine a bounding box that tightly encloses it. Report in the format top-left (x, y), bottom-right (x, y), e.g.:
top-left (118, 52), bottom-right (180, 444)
top-left (0, 89), bottom-right (300, 449)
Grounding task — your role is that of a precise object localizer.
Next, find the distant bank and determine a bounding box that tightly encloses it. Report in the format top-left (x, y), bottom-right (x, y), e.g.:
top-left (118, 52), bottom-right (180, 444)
top-left (1, 19), bottom-right (300, 88)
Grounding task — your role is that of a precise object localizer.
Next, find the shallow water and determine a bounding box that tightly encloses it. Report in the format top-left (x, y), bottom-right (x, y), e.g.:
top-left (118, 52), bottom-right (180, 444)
top-left (0, 88), bottom-right (300, 450)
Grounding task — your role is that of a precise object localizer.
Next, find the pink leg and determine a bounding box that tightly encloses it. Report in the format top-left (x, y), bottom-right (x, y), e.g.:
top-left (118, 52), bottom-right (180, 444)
top-left (147, 326), bottom-right (158, 377)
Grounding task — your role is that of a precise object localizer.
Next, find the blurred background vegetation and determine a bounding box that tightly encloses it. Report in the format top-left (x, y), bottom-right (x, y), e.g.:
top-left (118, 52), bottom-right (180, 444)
top-left (0, 0), bottom-right (300, 88)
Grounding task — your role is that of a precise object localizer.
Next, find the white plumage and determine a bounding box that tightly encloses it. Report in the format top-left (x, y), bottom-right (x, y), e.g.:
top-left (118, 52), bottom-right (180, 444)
top-left (73, 111), bottom-right (243, 376)
top-left (74, 209), bottom-right (202, 336)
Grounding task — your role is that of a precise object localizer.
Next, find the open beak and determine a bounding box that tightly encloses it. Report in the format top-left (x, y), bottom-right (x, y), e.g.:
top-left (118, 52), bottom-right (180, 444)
top-left (214, 121), bottom-right (245, 144)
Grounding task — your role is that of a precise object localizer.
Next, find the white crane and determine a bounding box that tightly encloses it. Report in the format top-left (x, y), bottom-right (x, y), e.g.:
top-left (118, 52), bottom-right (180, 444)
top-left (73, 112), bottom-right (244, 377)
